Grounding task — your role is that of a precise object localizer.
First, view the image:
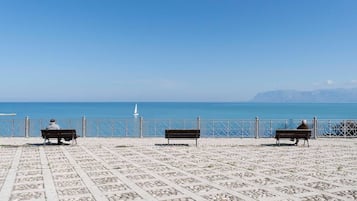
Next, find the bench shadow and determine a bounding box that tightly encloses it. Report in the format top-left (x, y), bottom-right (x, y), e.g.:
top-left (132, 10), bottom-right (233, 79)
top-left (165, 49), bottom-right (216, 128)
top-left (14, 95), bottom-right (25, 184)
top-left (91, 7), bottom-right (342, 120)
top-left (26, 143), bottom-right (72, 146)
top-left (115, 145), bottom-right (133, 148)
top-left (0, 143), bottom-right (72, 147)
top-left (0, 144), bottom-right (23, 148)
top-left (261, 143), bottom-right (296, 147)
top-left (155, 143), bottom-right (189, 146)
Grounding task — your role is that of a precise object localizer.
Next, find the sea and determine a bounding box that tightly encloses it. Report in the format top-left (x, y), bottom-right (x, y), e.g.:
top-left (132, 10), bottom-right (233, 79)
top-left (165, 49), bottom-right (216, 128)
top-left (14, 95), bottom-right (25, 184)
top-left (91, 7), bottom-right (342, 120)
top-left (1, 102), bottom-right (357, 120)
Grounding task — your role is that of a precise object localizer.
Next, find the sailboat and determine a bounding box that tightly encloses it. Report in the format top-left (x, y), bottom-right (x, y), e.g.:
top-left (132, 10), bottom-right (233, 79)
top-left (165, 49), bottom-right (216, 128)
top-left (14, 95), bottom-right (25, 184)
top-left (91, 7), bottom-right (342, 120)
top-left (133, 104), bottom-right (139, 117)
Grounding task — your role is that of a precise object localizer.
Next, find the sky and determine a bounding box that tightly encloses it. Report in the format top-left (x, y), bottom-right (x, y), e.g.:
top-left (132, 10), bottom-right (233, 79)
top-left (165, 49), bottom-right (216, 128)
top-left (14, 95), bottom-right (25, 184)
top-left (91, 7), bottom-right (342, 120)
top-left (0, 0), bottom-right (356, 102)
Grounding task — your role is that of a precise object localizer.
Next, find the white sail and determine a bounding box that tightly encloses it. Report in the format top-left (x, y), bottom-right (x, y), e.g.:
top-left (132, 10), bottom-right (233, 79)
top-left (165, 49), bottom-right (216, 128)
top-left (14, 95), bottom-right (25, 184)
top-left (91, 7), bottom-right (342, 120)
top-left (133, 104), bottom-right (139, 117)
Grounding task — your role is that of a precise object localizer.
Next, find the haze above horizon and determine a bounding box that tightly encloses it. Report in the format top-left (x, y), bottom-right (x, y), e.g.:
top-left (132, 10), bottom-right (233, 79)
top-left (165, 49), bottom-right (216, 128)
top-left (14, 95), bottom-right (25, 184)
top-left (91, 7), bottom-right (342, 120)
top-left (1, 0), bottom-right (356, 102)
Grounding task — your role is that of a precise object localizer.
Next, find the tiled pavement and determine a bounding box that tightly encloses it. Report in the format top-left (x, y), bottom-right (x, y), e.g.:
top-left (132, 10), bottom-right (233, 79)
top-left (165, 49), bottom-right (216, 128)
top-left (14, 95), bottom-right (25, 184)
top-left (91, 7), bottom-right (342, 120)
top-left (0, 138), bottom-right (356, 201)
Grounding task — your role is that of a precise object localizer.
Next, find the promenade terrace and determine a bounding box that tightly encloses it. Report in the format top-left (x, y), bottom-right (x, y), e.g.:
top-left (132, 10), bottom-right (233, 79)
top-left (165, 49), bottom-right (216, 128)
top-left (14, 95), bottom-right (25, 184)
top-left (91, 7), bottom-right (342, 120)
top-left (0, 138), bottom-right (356, 201)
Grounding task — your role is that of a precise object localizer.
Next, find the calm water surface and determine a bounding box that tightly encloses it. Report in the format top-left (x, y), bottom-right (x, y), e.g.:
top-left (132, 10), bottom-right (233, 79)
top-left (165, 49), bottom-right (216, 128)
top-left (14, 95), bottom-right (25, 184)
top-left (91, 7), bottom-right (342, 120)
top-left (0, 102), bottom-right (357, 120)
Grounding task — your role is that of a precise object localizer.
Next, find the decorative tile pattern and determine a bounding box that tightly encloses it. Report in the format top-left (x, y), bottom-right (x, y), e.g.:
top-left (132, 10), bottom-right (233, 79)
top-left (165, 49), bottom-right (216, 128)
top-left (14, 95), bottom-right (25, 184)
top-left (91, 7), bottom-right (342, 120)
top-left (0, 138), bottom-right (356, 201)
top-left (240, 189), bottom-right (276, 200)
top-left (59, 196), bottom-right (96, 201)
top-left (183, 184), bottom-right (218, 193)
top-left (161, 197), bottom-right (196, 201)
top-left (249, 177), bottom-right (281, 186)
top-left (219, 181), bottom-right (251, 189)
top-left (147, 187), bottom-right (183, 198)
top-left (275, 185), bottom-right (311, 195)
top-left (333, 189), bottom-right (357, 200)
top-left (173, 177), bottom-right (201, 185)
top-left (10, 191), bottom-right (45, 201)
top-left (13, 183), bottom-right (44, 191)
top-left (203, 193), bottom-right (244, 201)
top-left (97, 184), bottom-right (129, 192)
top-left (304, 181), bottom-right (339, 191)
top-left (57, 187), bottom-right (90, 196)
top-left (106, 192), bottom-right (143, 201)
top-left (300, 194), bottom-right (344, 201)
top-left (135, 180), bottom-right (168, 189)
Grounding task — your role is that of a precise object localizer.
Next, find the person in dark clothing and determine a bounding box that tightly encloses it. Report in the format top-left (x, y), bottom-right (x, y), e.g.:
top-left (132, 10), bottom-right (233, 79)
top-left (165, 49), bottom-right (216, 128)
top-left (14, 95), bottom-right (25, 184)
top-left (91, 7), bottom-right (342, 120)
top-left (295, 119), bottom-right (309, 145)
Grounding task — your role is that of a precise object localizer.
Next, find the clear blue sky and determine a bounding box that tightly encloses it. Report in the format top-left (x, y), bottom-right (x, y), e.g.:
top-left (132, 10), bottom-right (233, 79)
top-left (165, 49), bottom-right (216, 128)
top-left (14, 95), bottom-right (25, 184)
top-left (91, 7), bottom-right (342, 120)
top-left (1, 0), bottom-right (356, 102)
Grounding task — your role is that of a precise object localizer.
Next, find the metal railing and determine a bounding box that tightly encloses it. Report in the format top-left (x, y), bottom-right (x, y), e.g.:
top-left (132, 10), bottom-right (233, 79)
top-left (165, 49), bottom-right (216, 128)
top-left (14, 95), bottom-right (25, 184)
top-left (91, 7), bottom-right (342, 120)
top-left (1, 117), bottom-right (357, 138)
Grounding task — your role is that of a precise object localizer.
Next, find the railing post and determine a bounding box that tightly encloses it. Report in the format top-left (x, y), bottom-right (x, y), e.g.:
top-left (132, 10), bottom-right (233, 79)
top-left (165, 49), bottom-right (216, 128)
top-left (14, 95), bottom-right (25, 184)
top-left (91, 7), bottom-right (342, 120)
top-left (197, 116), bottom-right (201, 129)
top-left (328, 120), bottom-right (331, 138)
top-left (313, 117), bottom-right (318, 139)
top-left (270, 120), bottom-right (273, 137)
top-left (25, 116), bottom-right (29, 138)
top-left (82, 116), bottom-right (86, 138)
top-left (11, 119), bottom-right (15, 137)
top-left (212, 120), bottom-right (215, 137)
top-left (139, 117), bottom-right (143, 138)
top-left (255, 117), bottom-right (259, 138)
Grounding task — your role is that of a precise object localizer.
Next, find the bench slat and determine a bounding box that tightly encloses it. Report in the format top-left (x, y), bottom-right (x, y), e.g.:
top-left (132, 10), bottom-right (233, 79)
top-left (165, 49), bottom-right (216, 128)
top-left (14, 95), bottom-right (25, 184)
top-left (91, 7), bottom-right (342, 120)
top-left (275, 129), bottom-right (311, 147)
top-left (165, 133), bottom-right (200, 138)
top-left (165, 129), bottom-right (200, 146)
top-left (41, 129), bottom-right (78, 145)
top-left (165, 129), bottom-right (200, 134)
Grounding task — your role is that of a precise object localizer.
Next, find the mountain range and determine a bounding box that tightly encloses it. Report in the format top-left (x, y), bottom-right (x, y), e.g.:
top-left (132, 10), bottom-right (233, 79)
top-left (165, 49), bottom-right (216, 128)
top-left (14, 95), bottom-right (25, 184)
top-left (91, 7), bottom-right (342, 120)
top-left (251, 88), bottom-right (357, 103)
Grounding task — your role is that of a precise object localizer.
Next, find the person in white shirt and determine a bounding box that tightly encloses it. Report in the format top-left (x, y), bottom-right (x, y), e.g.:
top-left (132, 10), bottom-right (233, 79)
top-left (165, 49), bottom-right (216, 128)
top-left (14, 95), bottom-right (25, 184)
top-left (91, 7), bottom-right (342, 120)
top-left (46, 119), bottom-right (61, 144)
top-left (47, 119), bottom-right (60, 130)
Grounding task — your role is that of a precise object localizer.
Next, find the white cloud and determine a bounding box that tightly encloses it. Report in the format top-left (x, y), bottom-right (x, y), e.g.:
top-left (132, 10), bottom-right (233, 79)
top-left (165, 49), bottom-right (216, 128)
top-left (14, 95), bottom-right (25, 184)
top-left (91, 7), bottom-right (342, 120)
top-left (349, 80), bottom-right (357, 84)
top-left (312, 79), bottom-right (337, 89)
top-left (326, 80), bottom-right (334, 85)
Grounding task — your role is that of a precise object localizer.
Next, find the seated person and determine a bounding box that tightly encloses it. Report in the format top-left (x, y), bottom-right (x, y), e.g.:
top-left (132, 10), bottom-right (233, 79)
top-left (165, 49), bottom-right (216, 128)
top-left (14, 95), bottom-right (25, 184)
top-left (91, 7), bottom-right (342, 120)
top-left (46, 119), bottom-right (62, 144)
top-left (47, 119), bottom-right (60, 130)
top-left (295, 119), bottom-right (309, 145)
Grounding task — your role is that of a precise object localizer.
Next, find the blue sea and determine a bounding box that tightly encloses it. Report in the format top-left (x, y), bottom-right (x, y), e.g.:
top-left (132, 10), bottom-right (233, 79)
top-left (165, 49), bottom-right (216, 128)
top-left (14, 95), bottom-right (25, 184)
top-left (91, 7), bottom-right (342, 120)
top-left (1, 102), bottom-right (357, 120)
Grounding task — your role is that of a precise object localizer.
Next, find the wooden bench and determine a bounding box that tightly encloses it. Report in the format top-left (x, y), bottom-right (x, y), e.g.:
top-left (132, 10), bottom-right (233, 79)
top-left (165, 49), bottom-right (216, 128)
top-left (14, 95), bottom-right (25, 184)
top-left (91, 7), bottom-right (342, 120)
top-left (275, 129), bottom-right (312, 147)
top-left (165, 129), bottom-right (200, 146)
top-left (41, 129), bottom-right (78, 145)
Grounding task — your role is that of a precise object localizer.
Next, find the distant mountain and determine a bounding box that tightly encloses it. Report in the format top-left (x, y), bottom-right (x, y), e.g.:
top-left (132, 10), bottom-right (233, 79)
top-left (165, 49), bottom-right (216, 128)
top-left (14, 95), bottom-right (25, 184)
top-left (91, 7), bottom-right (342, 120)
top-left (251, 88), bottom-right (357, 103)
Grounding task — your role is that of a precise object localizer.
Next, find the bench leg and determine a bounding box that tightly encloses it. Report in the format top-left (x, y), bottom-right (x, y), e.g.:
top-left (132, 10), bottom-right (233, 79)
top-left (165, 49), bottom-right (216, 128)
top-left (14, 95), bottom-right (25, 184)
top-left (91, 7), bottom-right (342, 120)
top-left (167, 139), bottom-right (169, 145)
top-left (44, 138), bottom-right (50, 145)
top-left (57, 138), bottom-right (62, 145)
top-left (195, 138), bottom-right (198, 147)
top-left (302, 139), bottom-right (309, 147)
top-left (71, 134), bottom-right (77, 145)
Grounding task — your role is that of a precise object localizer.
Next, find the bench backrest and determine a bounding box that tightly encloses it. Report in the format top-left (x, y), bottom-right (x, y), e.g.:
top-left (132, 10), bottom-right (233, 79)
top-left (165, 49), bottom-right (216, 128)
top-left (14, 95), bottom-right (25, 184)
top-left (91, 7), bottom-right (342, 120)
top-left (41, 129), bottom-right (77, 138)
top-left (165, 129), bottom-right (200, 138)
top-left (275, 129), bottom-right (311, 138)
